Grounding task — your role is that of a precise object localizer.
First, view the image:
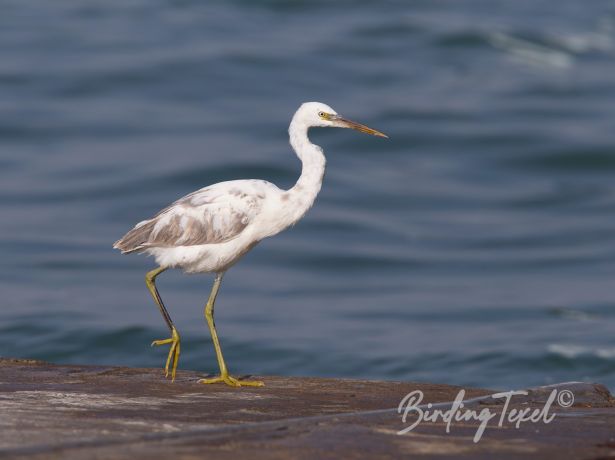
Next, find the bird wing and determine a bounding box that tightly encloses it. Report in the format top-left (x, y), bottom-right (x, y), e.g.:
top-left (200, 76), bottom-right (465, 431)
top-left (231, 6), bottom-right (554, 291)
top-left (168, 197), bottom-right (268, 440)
top-left (114, 181), bottom-right (266, 253)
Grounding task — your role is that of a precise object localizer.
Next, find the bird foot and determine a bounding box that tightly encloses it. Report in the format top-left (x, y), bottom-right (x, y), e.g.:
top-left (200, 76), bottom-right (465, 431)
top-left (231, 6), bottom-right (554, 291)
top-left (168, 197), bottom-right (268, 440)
top-left (151, 326), bottom-right (181, 381)
top-left (198, 373), bottom-right (264, 387)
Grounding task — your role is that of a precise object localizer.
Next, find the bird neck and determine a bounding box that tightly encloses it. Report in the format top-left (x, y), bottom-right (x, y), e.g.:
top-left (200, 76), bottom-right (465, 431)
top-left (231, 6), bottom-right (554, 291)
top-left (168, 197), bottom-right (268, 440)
top-left (286, 119), bottom-right (326, 220)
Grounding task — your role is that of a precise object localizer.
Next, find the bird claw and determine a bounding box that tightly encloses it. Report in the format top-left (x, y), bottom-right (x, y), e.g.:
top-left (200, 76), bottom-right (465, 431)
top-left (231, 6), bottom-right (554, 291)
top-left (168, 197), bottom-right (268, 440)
top-left (198, 374), bottom-right (264, 388)
top-left (151, 327), bottom-right (181, 381)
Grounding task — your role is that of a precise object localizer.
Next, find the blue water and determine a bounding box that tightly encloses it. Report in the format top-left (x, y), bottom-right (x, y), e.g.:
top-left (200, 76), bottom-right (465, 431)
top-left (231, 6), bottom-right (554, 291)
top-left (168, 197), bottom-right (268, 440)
top-left (2, 0), bottom-right (615, 391)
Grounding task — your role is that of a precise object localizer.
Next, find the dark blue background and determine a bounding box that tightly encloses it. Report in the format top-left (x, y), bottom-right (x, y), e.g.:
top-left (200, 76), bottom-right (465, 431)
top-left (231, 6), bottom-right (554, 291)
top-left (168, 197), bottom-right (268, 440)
top-left (2, 0), bottom-right (615, 390)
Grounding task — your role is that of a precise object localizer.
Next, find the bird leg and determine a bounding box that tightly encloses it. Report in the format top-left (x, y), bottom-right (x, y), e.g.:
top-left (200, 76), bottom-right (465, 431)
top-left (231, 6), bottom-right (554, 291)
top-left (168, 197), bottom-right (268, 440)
top-left (198, 273), bottom-right (264, 387)
top-left (146, 266), bottom-right (181, 381)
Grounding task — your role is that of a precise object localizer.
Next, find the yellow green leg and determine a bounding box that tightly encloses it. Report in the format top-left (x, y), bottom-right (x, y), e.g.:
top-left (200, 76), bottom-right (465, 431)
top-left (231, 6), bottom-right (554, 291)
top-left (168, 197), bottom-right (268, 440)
top-left (198, 272), bottom-right (264, 388)
top-left (145, 266), bottom-right (181, 382)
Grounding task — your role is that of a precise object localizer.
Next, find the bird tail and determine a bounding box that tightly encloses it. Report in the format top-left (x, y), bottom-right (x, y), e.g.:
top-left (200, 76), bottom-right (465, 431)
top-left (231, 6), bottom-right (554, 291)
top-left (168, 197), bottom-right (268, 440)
top-left (113, 220), bottom-right (156, 254)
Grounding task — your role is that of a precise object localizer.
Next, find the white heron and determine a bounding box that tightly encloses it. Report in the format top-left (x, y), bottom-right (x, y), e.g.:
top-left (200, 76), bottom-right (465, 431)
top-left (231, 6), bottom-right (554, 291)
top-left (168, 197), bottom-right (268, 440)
top-left (113, 102), bottom-right (388, 387)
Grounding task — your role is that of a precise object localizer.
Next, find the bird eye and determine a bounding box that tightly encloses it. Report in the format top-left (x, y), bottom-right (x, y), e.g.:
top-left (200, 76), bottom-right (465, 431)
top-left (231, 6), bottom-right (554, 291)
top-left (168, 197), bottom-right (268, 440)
top-left (318, 111), bottom-right (326, 118)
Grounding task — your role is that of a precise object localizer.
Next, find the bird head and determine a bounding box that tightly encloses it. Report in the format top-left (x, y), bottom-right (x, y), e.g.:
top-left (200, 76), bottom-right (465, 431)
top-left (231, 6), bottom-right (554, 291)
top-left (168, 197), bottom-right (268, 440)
top-left (296, 102), bottom-right (388, 138)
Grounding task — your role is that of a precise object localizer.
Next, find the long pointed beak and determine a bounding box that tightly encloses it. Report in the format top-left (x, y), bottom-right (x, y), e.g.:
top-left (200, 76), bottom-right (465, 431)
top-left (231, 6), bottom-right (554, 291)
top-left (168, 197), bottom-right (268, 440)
top-left (334, 115), bottom-right (389, 138)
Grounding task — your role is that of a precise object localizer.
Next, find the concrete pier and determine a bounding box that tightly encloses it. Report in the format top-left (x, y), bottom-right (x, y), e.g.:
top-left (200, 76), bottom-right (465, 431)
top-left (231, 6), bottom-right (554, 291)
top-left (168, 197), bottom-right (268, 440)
top-left (0, 358), bottom-right (614, 459)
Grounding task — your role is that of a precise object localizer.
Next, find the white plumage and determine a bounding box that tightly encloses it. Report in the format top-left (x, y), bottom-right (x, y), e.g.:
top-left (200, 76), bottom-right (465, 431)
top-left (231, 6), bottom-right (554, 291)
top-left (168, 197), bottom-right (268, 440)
top-left (113, 101), bottom-right (387, 387)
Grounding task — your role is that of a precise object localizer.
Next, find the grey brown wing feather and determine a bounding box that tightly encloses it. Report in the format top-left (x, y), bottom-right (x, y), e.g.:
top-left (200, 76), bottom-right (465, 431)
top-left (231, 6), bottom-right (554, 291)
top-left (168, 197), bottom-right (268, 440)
top-left (114, 198), bottom-right (253, 254)
top-left (114, 180), bottom-right (269, 254)
top-left (113, 219), bottom-right (159, 254)
top-left (113, 209), bottom-right (250, 253)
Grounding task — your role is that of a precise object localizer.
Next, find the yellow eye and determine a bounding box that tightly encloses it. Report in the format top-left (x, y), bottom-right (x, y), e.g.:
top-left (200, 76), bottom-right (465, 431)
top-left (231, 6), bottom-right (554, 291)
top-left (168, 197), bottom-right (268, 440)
top-left (318, 111), bottom-right (326, 118)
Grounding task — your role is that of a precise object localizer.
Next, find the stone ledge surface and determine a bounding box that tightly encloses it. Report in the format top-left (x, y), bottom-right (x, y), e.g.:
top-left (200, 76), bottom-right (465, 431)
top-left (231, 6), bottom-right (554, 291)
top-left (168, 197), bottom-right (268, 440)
top-left (0, 358), bottom-right (614, 459)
